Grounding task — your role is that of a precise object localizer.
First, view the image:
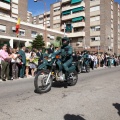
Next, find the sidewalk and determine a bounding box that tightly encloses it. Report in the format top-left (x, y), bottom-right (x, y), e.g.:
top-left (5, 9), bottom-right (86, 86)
top-left (0, 65), bottom-right (119, 82)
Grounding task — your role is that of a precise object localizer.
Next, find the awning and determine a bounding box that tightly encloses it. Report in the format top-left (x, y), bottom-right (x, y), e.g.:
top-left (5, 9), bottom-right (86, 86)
top-left (72, 6), bottom-right (84, 13)
top-left (62, 10), bottom-right (71, 16)
top-left (71, 0), bottom-right (82, 4)
top-left (72, 16), bottom-right (84, 22)
top-left (4, 0), bottom-right (11, 3)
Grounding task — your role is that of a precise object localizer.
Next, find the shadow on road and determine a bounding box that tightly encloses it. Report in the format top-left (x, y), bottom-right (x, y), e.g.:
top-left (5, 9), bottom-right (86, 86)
top-left (52, 82), bottom-right (68, 88)
top-left (113, 103), bottom-right (120, 116)
top-left (64, 114), bottom-right (86, 120)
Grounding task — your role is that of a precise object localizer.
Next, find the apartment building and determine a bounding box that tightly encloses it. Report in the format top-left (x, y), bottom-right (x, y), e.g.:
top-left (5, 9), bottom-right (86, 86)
top-left (0, 0), bottom-right (65, 48)
top-left (114, 2), bottom-right (120, 55)
top-left (0, 0), bottom-right (27, 21)
top-left (27, 11), bottom-right (33, 23)
top-left (32, 0), bottom-right (120, 54)
top-left (59, 0), bottom-right (114, 53)
top-left (50, 2), bottom-right (61, 31)
top-left (90, 0), bottom-right (114, 53)
top-left (0, 15), bottom-right (65, 48)
top-left (32, 11), bottom-right (51, 28)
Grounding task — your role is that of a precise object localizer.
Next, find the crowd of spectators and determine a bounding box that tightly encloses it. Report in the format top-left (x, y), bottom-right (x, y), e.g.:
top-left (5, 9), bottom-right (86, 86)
top-left (0, 44), bottom-right (120, 82)
top-left (76, 51), bottom-right (120, 69)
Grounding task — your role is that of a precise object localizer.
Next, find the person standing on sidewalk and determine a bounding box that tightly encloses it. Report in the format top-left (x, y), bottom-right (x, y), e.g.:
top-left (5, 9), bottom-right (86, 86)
top-left (0, 44), bottom-right (12, 81)
top-left (18, 46), bottom-right (26, 78)
top-left (11, 49), bottom-right (20, 79)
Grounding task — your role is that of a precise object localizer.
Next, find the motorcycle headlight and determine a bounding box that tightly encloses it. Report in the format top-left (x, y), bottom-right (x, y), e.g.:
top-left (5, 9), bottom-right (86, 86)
top-left (48, 58), bottom-right (51, 62)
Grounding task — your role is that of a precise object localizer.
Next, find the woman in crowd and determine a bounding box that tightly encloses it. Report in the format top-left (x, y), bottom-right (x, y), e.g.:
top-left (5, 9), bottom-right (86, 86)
top-left (11, 48), bottom-right (19, 79)
top-left (29, 52), bottom-right (37, 77)
top-left (25, 49), bottom-right (30, 78)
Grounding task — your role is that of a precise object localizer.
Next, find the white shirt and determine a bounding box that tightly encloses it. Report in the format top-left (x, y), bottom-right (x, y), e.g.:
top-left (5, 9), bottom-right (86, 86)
top-left (11, 54), bottom-right (17, 63)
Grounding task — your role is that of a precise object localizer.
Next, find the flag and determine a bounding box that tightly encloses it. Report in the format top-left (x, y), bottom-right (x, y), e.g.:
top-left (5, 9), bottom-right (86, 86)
top-left (16, 18), bottom-right (20, 37)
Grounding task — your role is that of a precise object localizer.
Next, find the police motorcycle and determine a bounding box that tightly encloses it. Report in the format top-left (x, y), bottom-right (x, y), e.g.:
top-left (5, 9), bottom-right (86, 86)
top-left (34, 47), bottom-right (78, 93)
top-left (78, 51), bottom-right (91, 73)
top-left (72, 51), bottom-right (81, 73)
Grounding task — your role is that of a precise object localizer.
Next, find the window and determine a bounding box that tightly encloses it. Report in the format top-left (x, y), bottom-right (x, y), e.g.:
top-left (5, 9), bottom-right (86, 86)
top-left (54, 7), bottom-right (60, 12)
top-left (91, 26), bottom-right (100, 31)
top-left (90, 16), bottom-right (100, 22)
top-left (0, 24), bottom-right (6, 33)
top-left (90, 6), bottom-right (100, 12)
top-left (31, 31), bottom-right (37, 38)
top-left (12, 3), bottom-right (18, 9)
top-left (19, 29), bottom-right (25, 36)
top-left (91, 36), bottom-right (100, 41)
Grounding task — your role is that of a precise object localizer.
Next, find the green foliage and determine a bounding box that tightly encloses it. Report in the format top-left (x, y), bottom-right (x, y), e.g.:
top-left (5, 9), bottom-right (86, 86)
top-left (56, 36), bottom-right (62, 42)
top-left (32, 35), bottom-right (45, 50)
top-left (52, 36), bottom-right (62, 47)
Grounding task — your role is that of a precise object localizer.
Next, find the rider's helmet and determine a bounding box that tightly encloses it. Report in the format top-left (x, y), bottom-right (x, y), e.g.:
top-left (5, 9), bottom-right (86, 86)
top-left (62, 37), bottom-right (70, 47)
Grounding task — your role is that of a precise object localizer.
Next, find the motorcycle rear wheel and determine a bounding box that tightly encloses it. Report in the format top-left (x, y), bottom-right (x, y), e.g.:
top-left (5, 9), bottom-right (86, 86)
top-left (34, 70), bottom-right (52, 93)
top-left (86, 65), bottom-right (90, 73)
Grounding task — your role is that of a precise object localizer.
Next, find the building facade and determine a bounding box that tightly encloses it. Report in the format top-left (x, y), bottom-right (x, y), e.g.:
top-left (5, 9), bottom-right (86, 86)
top-left (0, 0), bottom-right (65, 48)
top-left (0, 0), bottom-right (120, 54)
top-left (32, 0), bottom-right (120, 54)
top-left (0, 0), bottom-right (27, 21)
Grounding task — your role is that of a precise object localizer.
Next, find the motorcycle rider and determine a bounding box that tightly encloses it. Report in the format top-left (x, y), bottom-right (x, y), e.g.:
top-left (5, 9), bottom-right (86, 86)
top-left (82, 50), bottom-right (91, 69)
top-left (61, 37), bottom-right (74, 80)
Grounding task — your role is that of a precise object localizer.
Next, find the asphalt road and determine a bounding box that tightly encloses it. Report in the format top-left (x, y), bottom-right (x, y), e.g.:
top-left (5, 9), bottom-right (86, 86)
top-left (0, 67), bottom-right (120, 120)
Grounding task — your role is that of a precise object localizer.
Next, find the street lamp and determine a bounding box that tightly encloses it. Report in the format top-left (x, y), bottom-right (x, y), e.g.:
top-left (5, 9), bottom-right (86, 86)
top-left (34, 0), bottom-right (47, 47)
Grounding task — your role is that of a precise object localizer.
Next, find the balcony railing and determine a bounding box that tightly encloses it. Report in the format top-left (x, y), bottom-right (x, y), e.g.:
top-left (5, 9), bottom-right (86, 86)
top-left (61, 22), bottom-right (85, 29)
top-left (62, 2), bottom-right (85, 11)
top-left (0, 1), bottom-right (10, 10)
top-left (62, 12), bottom-right (85, 21)
top-left (90, 10), bottom-right (100, 17)
top-left (90, 0), bottom-right (100, 7)
top-left (90, 31), bottom-right (100, 36)
top-left (67, 31), bottom-right (85, 37)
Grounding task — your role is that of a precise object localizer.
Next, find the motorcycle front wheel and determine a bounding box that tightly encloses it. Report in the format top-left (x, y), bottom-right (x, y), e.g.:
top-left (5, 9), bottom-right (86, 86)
top-left (34, 70), bottom-right (52, 93)
top-left (67, 71), bottom-right (78, 86)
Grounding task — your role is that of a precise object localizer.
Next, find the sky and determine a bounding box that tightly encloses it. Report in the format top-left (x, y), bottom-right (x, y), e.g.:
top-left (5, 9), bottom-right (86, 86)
top-left (28, 0), bottom-right (120, 16)
top-left (28, 0), bottom-right (60, 16)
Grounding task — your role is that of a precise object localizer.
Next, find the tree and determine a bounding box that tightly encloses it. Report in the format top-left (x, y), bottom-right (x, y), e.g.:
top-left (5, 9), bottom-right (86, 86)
top-left (51, 36), bottom-right (62, 48)
top-left (32, 35), bottom-right (45, 50)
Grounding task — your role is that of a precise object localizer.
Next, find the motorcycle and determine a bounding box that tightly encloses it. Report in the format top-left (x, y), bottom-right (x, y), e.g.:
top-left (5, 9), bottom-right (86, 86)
top-left (78, 56), bottom-right (91, 73)
top-left (34, 52), bottom-right (78, 93)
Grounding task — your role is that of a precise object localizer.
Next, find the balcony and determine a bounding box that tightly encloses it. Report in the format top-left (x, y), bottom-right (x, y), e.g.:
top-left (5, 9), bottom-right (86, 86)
top-left (90, 31), bottom-right (100, 36)
top-left (0, 13), bottom-right (10, 18)
top-left (53, 11), bottom-right (61, 16)
top-left (62, 2), bottom-right (85, 11)
top-left (53, 19), bottom-right (61, 24)
top-left (46, 17), bottom-right (50, 21)
top-left (0, 1), bottom-right (10, 10)
top-left (90, 21), bottom-right (100, 26)
top-left (62, 12), bottom-right (85, 21)
top-left (90, 10), bottom-right (100, 17)
top-left (12, 8), bottom-right (18, 14)
top-left (61, 22), bottom-right (85, 29)
top-left (62, 0), bottom-right (70, 4)
top-left (67, 31), bottom-right (85, 38)
top-left (90, 41), bottom-right (100, 46)
top-left (12, 0), bottom-right (18, 4)
top-left (90, 0), bottom-right (100, 7)
top-left (53, 2), bottom-right (61, 7)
